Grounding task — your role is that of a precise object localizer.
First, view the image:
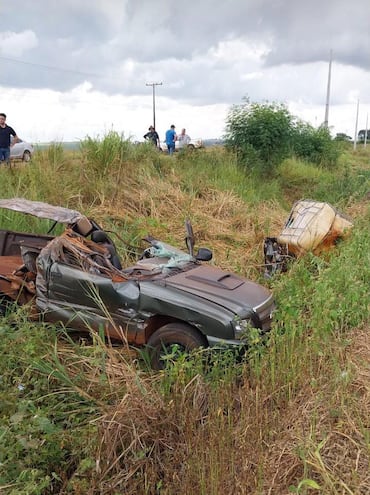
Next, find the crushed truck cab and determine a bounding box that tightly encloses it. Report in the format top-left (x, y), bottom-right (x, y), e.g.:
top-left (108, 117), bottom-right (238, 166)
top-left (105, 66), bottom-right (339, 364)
top-left (0, 198), bottom-right (275, 369)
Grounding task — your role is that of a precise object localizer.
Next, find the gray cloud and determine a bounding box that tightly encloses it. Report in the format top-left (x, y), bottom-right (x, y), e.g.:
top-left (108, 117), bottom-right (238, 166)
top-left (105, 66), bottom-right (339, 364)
top-left (1, 0), bottom-right (369, 106)
top-left (263, 1), bottom-right (370, 69)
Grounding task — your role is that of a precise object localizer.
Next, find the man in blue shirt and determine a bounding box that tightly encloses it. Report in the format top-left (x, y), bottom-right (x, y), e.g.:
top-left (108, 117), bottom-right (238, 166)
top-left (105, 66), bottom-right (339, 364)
top-left (0, 113), bottom-right (19, 165)
top-left (165, 125), bottom-right (177, 155)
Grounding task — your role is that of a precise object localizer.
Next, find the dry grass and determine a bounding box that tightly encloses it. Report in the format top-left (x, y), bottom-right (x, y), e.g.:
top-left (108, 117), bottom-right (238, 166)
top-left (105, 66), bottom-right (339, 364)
top-left (49, 325), bottom-right (369, 495)
top-left (83, 171), bottom-right (288, 278)
top-left (3, 143), bottom-right (369, 494)
top-left (261, 326), bottom-right (370, 494)
top-left (347, 200), bottom-right (370, 220)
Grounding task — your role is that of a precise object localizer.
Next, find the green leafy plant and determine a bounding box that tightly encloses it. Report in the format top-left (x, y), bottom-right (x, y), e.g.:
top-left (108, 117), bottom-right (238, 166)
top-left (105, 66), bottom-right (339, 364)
top-left (225, 97), bottom-right (294, 173)
top-left (291, 122), bottom-right (340, 168)
top-left (289, 478), bottom-right (321, 493)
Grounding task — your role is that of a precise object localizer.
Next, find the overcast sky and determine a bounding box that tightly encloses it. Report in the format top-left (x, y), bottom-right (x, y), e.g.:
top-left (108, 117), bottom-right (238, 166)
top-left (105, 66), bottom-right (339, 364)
top-left (1, 0), bottom-right (369, 142)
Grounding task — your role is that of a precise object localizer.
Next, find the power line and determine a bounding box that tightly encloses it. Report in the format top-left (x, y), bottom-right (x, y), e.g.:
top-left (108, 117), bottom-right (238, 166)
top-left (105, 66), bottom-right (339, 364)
top-left (0, 55), bottom-right (103, 78)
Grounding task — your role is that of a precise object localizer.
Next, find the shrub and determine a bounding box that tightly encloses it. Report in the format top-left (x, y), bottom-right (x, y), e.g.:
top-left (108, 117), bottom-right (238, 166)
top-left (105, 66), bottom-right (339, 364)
top-left (291, 122), bottom-right (340, 168)
top-left (225, 98), bottom-right (341, 174)
top-left (225, 98), bottom-right (294, 173)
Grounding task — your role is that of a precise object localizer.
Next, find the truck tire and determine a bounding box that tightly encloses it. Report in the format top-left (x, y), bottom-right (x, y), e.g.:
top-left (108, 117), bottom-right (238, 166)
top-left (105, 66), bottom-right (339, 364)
top-left (22, 151), bottom-right (31, 162)
top-left (147, 322), bottom-right (208, 370)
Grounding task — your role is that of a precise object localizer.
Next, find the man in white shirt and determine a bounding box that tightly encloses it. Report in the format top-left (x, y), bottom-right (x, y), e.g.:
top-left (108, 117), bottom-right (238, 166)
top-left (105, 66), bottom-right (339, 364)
top-left (178, 128), bottom-right (191, 147)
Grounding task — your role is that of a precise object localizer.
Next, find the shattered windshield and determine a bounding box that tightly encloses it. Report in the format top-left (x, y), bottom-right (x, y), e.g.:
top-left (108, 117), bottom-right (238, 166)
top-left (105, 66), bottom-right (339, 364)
top-left (145, 240), bottom-right (194, 268)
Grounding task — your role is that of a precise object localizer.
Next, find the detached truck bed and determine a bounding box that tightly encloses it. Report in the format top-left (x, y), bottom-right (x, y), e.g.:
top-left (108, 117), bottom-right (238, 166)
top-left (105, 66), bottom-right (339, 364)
top-left (0, 229), bottom-right (53, 256)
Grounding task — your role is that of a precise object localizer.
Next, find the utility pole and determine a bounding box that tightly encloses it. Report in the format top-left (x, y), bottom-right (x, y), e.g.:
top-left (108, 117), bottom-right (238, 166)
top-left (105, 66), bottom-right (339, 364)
top-left (146, 82), bottom-right (162, 130)
top-left (353, 99), bottom-right (359, 151)
top-left (364, 113), bottom-right (368, 148)
top-left (324, 49), bottom-right (333, 128)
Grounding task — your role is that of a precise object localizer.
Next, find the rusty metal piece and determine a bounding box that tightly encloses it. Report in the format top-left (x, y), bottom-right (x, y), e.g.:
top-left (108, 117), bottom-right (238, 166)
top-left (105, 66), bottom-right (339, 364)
top-left (0, 255), bottom-right (35, 303)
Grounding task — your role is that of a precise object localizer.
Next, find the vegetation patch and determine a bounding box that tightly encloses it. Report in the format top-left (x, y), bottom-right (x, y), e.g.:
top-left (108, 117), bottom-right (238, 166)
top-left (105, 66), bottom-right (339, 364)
top-left (0, 133), bottom-right (369, 494)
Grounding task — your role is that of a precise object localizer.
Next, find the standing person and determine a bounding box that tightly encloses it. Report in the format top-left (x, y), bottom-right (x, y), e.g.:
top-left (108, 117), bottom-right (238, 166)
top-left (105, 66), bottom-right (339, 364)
top-left (0, 113), bottom-right (19, 165)
top-left (178, 128), bottom-right (191, 148)
top-left (143, 126), bottom-right (160, 148)
top-left (165, 124), bottom-right (177, 155)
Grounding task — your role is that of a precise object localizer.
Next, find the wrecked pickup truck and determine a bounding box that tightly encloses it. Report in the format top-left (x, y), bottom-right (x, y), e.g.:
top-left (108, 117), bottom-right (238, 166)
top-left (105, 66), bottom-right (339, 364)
top-left (0, 198), bottom-right (275, 369)
top-left (264, 200), bottom-right (353, 276)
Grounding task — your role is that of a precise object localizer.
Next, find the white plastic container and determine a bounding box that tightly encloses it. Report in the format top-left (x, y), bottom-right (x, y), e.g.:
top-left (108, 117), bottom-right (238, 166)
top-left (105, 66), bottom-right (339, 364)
top-left (277, 200), bottom-right (352, 256)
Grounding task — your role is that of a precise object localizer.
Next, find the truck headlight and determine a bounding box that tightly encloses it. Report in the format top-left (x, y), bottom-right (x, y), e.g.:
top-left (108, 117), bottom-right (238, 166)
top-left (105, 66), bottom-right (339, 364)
top-left (233, 317), bottom-right (255, 340)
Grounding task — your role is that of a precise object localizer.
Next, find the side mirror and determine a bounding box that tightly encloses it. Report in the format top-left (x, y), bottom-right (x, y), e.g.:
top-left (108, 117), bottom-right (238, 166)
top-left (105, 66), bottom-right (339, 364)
top-left (195, 247), bottom-right (212, 262)
top-left (185, 219), bottom-right (195, 256)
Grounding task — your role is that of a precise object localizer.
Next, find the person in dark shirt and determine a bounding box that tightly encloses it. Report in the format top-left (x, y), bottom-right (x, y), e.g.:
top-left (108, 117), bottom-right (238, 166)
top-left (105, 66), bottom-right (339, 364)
top-left (143, 126), bottom-right (160, 148)
top-left (0, 113), bottom-right (19, 165)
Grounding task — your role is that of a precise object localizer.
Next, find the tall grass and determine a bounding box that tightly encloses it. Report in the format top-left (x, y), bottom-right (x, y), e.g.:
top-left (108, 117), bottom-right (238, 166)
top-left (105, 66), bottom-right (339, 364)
top-left (0, 135), bottom-right (369, 494)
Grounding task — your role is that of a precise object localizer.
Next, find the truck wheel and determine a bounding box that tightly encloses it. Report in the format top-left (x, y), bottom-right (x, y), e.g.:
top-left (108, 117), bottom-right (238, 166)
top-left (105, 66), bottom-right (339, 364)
top-left (22, 151), bottom-right (31, 162)
top-left (147, 322), bottom-right (207, 370)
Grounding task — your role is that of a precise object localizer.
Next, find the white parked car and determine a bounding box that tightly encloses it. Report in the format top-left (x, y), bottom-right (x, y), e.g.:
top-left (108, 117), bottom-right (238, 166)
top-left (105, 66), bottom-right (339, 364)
top-left (160, 138), bottom-right (203, 152)
top-left (10, 137), bottom-right (34, 162)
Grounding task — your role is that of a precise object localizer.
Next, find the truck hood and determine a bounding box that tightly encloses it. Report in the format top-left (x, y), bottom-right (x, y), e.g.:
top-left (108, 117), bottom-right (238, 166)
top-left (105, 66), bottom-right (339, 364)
top-left (164, 264), bottom-right (273, 316)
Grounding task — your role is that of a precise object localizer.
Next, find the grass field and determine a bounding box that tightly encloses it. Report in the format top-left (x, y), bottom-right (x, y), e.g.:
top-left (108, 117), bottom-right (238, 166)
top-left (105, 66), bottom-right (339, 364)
top-left (0, 136), bottom-right (369, 494)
